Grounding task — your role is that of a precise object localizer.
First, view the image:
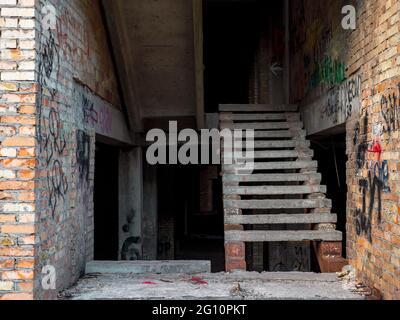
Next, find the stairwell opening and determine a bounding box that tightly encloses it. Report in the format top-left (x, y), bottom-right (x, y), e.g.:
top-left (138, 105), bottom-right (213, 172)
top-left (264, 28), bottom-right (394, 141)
top-left (310, 131), bottom-right (348, 258)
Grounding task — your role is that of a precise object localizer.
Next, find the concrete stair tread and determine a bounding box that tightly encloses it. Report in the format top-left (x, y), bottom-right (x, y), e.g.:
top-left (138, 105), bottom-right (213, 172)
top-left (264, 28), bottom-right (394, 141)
top-left (224, 199), bottom-right (332, 209)
top-left (224, 230), bottom-right (343, 242)
top-left (223, 161), bottom-right (318, 171)
top-left (224, 185), bottom-right (327, 195)
top-left (228, 140), bottom-right (310, 149)
top-left (219, 104), bottom-right (298, 112)
top-left (233, 130), bottom-right (306, 139)
top-left (227, 150), bottom-right (313, 159)
top-left (220, 113), bottom-right (300, 121)
top-left (222, 122), bottom-right (303, 130)
top-left (223, 173), bottom-right (321, 182)
top-left (225, 213), bottom-right (337, 225)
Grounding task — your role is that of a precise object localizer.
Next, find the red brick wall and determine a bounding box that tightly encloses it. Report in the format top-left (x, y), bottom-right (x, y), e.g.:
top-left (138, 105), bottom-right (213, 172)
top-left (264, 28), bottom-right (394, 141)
top-left (0, 0), bottom-right (37, 300)
top-left (0, 0), bottom-right (121, 300)
top-left (290, 0), bottom-right (400, 299)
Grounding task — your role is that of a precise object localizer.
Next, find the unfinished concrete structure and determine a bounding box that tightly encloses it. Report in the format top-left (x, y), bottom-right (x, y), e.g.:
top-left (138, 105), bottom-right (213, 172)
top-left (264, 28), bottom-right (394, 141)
top-left (0, 0), bottom-right (399, 300)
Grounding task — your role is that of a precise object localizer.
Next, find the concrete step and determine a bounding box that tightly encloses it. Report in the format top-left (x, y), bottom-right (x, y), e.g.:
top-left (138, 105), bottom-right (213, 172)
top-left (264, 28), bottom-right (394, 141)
top-left (219, 104), bottom-right (298, 112)
top-left (233, 130), bottom-right (306, 139)
top-left (223, 161), bottom-right (318, 171)
top-left (224, 199), bottom-right (332, 209)
top-left (224, 185), bottom-right (327, 195)
top-left (85, 261), bottom-right (211, 275)
top-left (220, 113), bottom-right (300, 121)
top-left (225, 213), bottom-right (337, 225)
top-left (227, 150), bottom-right (313, 159)
top-left (223, 173), bottom-right (321, 183)
top-left (222, 122), bottom-right (303, 130)
top-left (229, 140), bottom-right (310, 150)
top-left (225, 230), bottom-right (342, 242)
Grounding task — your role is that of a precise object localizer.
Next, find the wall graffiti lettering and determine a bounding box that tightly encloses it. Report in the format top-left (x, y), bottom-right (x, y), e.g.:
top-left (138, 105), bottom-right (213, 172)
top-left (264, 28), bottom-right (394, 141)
top-left (56, 7), bottom-right (90, 64)
top-left (76, 130), bottom-right (91, 184)
top-left (37, 4), bottom-right (70, 218)
top-left (47, 160), bottom-right (68, 218)
top-left (322, 74), bottom-right (361, 123)
top-left (355, 160), bottom-right (390, 242)
top-left (380, 83), bottom-right (400, 136)
top-left (73, 82), bottom-right (113, 135)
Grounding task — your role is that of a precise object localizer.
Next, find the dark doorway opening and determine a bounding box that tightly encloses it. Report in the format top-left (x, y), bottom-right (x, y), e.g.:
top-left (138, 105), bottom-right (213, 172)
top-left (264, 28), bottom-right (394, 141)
top-left (157, 165), bottom-right (225, 272)
top-left (203, 0), bottom-right (264, 113)
top-left (94, 142), bottom-right (120, 260)
top-left (310, 131), bottom-right (348, 258)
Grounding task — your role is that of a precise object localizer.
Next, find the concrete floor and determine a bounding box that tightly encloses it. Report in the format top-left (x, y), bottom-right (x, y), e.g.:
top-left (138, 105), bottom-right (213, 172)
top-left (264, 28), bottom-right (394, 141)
top-left (61, 271), bottom-right (365, 300)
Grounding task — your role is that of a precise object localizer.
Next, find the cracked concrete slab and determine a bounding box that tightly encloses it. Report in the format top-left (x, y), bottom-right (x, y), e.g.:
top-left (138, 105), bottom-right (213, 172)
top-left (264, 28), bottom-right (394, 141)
top-left (62, 271), bottom-right (365, 300)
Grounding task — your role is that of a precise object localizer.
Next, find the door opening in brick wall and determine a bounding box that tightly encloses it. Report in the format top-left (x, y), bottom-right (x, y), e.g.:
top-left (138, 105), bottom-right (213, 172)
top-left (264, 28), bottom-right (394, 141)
top-left (94, 142), bottom-right (120, 261)
top-left (310, 131), bottom-right (348, 260)
top-left (203, 0), bottom-right (263, 113)
top-left (157, 165), bottom-right (225, 272)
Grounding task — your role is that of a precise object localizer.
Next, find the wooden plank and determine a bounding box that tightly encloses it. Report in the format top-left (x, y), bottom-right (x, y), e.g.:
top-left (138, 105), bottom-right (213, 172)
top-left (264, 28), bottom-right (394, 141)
top-left (219, 104), bottom-right (298, 112)
top-left (225, 230), bottom-right (342, 242)
top-left (224, 199), bottom-right (332, 209)
top-left (223, 173), bottom-right (321, 183)
top-left (225, 213), bottom-right (337, 225)
top-left (223, 185), bottom-right (327, 195)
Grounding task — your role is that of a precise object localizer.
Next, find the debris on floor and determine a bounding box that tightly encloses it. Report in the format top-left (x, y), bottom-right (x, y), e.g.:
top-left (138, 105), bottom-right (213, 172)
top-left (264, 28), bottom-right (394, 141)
top-left (61, 271), bottom-right (366, 300)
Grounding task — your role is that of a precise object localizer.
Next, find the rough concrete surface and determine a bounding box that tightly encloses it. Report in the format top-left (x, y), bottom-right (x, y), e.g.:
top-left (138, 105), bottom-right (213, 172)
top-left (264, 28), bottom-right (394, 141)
top-left (86, 261), bottom-right (211, 274)
top-left (61, 272), bottom-right (365, 300)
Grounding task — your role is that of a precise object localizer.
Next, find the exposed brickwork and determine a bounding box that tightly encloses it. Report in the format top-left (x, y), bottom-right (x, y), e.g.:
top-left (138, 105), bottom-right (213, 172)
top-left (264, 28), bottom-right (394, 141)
top-left (290, 0), bottom-right (400, 299)
top-left (0, 0), bottom-right (121, 300)
top-left (0, 0), bottom-right (36, 301)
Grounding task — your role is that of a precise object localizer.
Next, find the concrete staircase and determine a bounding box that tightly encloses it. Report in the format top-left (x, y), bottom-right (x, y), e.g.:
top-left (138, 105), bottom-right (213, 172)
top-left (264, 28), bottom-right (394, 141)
top-left (219, 104), bottom-right (344, 272)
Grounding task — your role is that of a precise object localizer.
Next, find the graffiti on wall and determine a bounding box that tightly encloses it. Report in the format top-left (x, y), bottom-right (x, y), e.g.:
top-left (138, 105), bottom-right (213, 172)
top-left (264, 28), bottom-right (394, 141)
top-left (380, 83), bottom-right (400, 136)
top-left (56, 7), bottom-right (90, 65)
top-left (37, 4), bottom-right (70, 218)
top-left (355, 160), bottom-right (389, 242)
top-left (290, 0), bottom-right (348, 100)
top-left (73, 82), bottom-right (113, 136)
top-left (321, 73), bottom-right (361, 123)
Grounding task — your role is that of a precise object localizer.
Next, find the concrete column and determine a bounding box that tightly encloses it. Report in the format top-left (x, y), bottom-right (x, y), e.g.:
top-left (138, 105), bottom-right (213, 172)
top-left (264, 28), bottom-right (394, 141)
top-left (142, 162), bottom-right (158, 260)
top-left (119, 147), bottom-right (143, 260)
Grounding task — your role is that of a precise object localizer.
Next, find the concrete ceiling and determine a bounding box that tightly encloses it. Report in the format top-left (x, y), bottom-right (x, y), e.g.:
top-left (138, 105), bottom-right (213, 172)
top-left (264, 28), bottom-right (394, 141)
top-left (102, 0), bottom-right (198, 133)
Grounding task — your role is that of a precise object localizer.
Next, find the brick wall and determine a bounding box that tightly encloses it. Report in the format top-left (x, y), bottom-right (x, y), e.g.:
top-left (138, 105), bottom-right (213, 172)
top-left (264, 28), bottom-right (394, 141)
top-left (0, 0), bottom-right (121, 300)
top-left (290, 0), bottom-right (400, 299)
top-left (0, 0), bottom-right (37, 300)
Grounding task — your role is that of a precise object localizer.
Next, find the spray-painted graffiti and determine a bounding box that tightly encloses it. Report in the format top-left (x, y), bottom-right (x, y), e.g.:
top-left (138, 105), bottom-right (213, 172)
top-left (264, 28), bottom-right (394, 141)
top-left (37, 5), bottom-right (70, 218)
top-left (76, 130), bottom-right (91, 184)
top-left (310, 57), bottom-right (346, 90)
top-left (56, 7), bottom-right (90, 64)
top-left (355, 160), bottom-right (389, 242)
top-left (354, 110), bottom-right (370, 173)
top-left (121, 212), bottom-right (141, 260)
top-left (380, 83), bottom-right (400, 136)
top-left (42, 108), bottom-right (67, 166)
top-left (47, 160), bottom-right (68, 218)
top-left (73, 82), bottom-right (113, 135)
top-left (322, 74), bottom-right (361, 123)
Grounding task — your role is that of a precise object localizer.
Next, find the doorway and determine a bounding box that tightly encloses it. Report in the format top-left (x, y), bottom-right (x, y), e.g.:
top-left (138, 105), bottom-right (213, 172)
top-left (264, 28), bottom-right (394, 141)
top-left (94, 142), bottom-right (120, 260)
top-left (310, 131), bottom-right (348, 257)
